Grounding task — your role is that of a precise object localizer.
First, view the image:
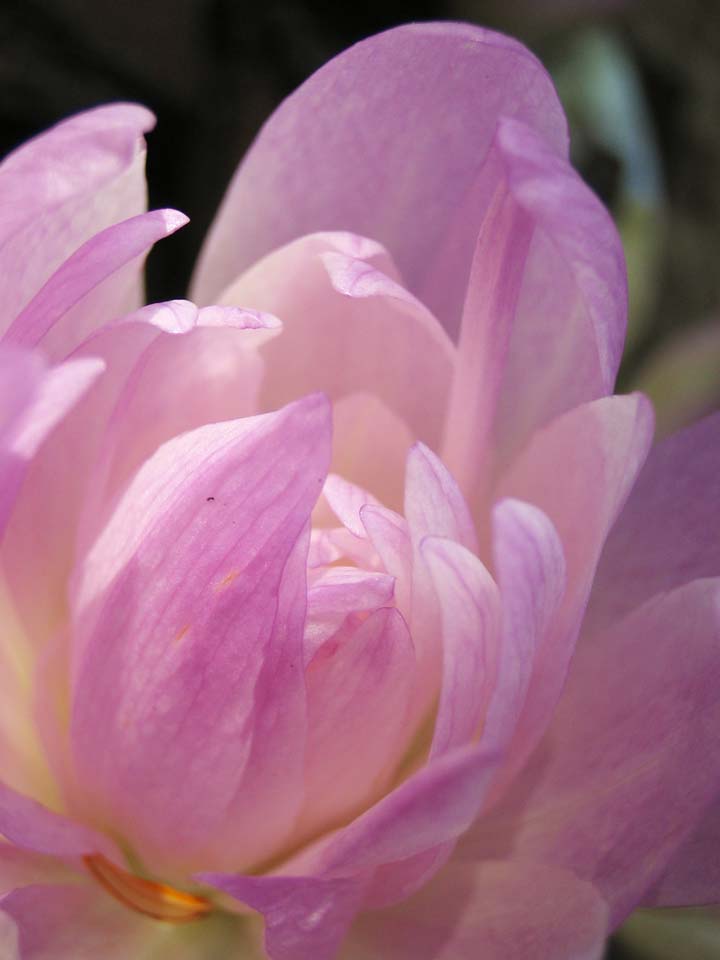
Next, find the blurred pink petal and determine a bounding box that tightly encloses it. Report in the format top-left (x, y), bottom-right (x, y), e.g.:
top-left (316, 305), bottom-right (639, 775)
top-left (643, 798), bottom-right (720, 907)
top-left (588, 410), bottom-right (720, 631)
top-left (348, 860), bottom-right (608, 960)
top-left (464, 578), bottom-right (720, 924)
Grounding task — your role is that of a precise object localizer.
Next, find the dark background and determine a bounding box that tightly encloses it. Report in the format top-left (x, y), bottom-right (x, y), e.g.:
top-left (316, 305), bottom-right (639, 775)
top-left (1, 2), bottom-right (718, 955)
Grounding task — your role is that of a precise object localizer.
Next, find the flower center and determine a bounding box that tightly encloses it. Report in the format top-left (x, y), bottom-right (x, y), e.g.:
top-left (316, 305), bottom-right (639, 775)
top-left (84, 854), bottom-right (212, 923)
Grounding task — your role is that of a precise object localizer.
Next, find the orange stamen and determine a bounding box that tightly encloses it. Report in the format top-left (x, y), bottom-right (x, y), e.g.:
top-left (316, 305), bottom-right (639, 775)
top-left (84, 853), bottom-right (212, 923)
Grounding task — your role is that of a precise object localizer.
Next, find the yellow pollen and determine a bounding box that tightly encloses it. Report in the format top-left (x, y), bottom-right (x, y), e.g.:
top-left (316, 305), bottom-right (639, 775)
top-left (84, 854), bottom-right (212, 923)
top-left (173, 624), bottom-right (191, 646)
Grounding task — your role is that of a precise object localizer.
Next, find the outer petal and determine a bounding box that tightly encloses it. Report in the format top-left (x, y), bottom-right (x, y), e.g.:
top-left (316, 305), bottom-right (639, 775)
top-left (2, 303), bottom-right (271, 646)
top-left (0, 845), bottom-right (77, 895)
top-left (200, 747), bottom-right (498, 959)
top-left (0, 104), bottom-right (153, 328)
top-left (491, 393), bottom-right (653, 791)
top-left (192, 23), bottom-right (567, 336)
top-left (464, 579), bottom-right (720, 925)
top-left (0, 781), bottom-right (119, 864)
top-left (345, 860), bottom-right (608, 960)
top-left (643, 799), bottom-right (720, 908)
top-left (70, 395), bottom-right (331, 874)
top-left (588, 410), bottom-right (720, 632)
top-left (3, 209), bottom-right (188, 361)
top-left (214, 233), bottom-right (454, 499)
top-left (442, 118), bottom-right (627, 499)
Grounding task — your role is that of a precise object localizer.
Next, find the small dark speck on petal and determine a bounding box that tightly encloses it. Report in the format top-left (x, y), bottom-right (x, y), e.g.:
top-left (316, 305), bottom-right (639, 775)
top-left (206, 496), bottom-right (215, 502)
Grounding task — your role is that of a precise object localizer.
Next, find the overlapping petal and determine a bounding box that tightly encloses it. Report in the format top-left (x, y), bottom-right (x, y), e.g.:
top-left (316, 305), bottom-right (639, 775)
top-left (69, 394), bottom-right (331, 873)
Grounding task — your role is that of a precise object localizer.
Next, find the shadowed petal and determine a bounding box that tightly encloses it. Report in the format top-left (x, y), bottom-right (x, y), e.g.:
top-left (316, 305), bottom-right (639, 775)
top-left (346, 860), bottom-right (608, 960)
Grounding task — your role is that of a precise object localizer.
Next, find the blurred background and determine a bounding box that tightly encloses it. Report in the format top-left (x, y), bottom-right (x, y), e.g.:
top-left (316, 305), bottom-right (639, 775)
top-left (1, 1), bottom-right (718, 955)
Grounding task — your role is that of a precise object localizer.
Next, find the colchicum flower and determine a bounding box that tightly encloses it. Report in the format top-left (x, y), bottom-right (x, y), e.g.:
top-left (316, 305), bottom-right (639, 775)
top-left (0, 22), bottom-right (718, 960)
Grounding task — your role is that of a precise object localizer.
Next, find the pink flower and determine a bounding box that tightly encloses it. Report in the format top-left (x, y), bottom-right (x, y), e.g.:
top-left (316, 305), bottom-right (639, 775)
top-left (0, 22), bottom-right (717, 960)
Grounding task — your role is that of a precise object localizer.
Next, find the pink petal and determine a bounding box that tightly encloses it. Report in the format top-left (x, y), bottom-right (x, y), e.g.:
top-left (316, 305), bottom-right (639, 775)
top-left (588, 410), bottom-right (720, 632)
top-left (0, 781), bottom-right (119, 864)
top-left (198, 872), bottom-right (365, 960)
top-left (442, 118), bottom-right (627, 501)
top-left (296, 607), bottom-right (415, 848)
top-left (0, 104), bottom-right (154, 328)
top-left (2, 303), bottom-right (271, 646)
top-left (3, 209), bottom-right (188, 361)
top-left (192, 23), bottom-right (567, 337)
top-left (331, 392), bottom-right (414, 512)
top-left (464, 578), bottom-right (720, 925)
top-left (404, 443), bottom-right (478, 554)
top-left (213, 233), bottom-right (454, 460)
top-left (481, 499), bottom-right (566, 756)
top-left (643, 799), bottom-right (720, 908)
top-left (70, 395), bottom-right (331, 873)
top-left (348, 860), bottom-right (608, 960)
top-left (421, 538), bottom-right (500, 757)
top-left (0, 844), bottom-right (77, 895)
top-left (0, 911), bottom-right (18, 960)
top-left (403, 444), bottom-right (482, 717)
top-left (360, 504), bottom-right (413, 620)
top-left (0, 352), bottom-right (104, 539)
top-left (304, 566), bottom-right (395, 663)
top-left (492, 393), bottom-right (654, 791)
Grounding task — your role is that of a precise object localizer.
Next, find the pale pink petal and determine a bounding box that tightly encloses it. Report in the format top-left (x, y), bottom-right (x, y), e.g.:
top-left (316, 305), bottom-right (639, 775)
top-left (442, 117), bottom-right (626, 501)
top-left (464, 578), bottom-right (720, 925)
top-left (70, 395), bottom-right (331, 874)
top-left (481, 499), bottom-right (566, 755)
top-left (323, 474), bottom-right (381, 538)
top-left (192, 23), bottom-right (567, 337)
top-left (346, 860), bottom-right (608, 960)
top-left (297, 607), bottom-right (415, 842)
top-left (331, 393), bottom-right (414, 512)
top-left (214, 233), bottom-right (454, 456)
top-left (491, 393), bottom-right (654, 791)
top-left (588, 410), bottom-right (720, 632)
top-left (0, 781), bottom-right (119, 864)
top-left (403, 444), bottom-right (482, 717)
top-left (360, 504), bottom-right (413, 621)
top-left (198, 872), bottom-right (365, 960)
top-left (643, 799), bottom-right (720, 908)
top-left (304, 567), bottom-right (395, 663)
top-left (0, 104), bottom-right (153, 328)
top-left (404, 444), bottom-right (478, 554)
top-left (0, 353), bottom-right (104, 539)
top-left (421, 538), bottom-right (500, 758)
top-left (3, 209), bottom-right (188, 361)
